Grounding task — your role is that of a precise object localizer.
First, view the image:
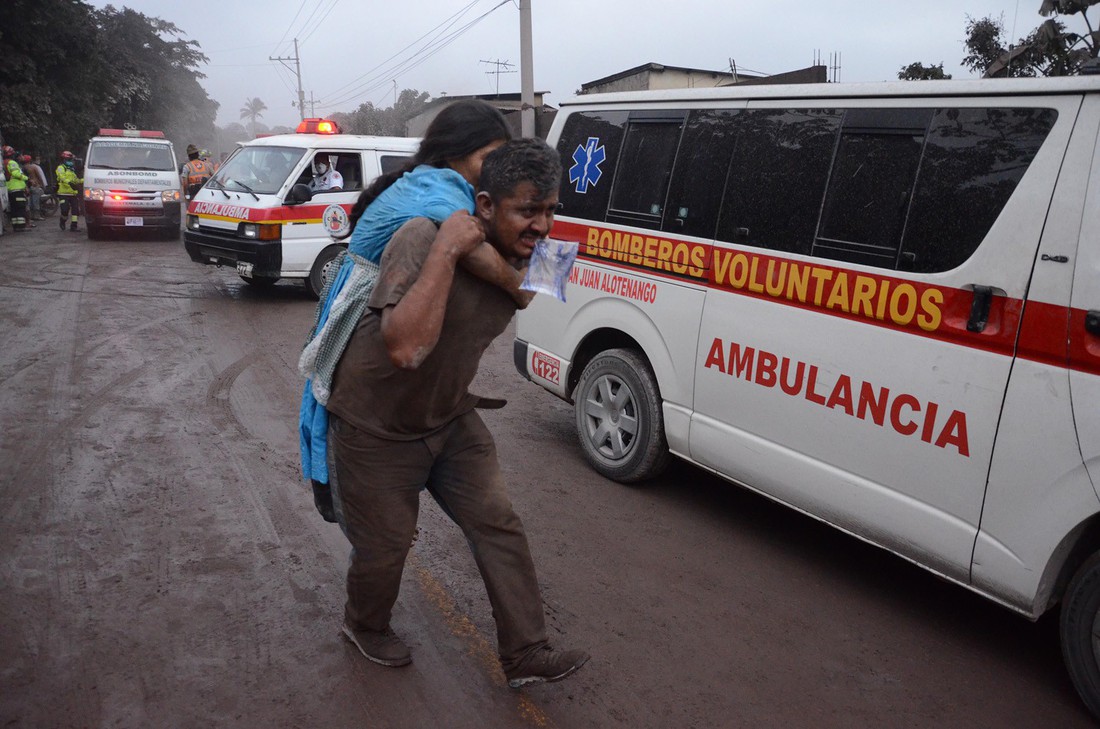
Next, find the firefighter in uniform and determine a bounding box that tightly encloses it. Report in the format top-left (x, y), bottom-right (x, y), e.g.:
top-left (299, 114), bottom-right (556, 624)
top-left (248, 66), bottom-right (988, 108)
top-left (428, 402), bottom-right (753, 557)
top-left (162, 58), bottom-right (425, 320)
top-left (3, 146), bottom-right (30, 231)
top-left (56, 151), bottom-right (84, 232)
top-left (180, 144), bottom-right (213, 200)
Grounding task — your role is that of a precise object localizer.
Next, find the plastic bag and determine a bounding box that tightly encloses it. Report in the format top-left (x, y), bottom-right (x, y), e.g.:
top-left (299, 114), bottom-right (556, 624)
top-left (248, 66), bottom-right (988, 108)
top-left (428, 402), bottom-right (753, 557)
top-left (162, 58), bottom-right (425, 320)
top-left (520, 238), bottom-right (579, 302)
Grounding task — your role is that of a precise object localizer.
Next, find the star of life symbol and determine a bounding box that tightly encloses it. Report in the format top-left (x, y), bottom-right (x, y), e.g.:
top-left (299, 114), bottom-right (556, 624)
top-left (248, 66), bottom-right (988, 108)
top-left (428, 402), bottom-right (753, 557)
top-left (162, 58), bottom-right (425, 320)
top-left (569, 136), bottom-right (605, 194)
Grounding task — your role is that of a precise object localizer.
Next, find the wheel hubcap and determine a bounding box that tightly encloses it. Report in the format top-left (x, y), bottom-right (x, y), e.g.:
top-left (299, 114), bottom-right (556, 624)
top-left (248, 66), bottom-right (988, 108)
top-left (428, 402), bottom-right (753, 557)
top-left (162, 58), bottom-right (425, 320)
top-left (320, 257), bottom-right (339, 287)
top-left (582, 373), bottom-right (638, 462)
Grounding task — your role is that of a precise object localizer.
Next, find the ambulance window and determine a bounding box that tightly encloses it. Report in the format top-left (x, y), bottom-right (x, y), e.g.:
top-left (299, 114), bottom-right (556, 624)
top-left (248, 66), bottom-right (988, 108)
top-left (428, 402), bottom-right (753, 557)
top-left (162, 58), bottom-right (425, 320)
top-left (717, 108), bottom-right (842, 256)
top-left (380, 155), bottom-right (408, 175)
top-left (662, 109), bottom-right (739, 239)
top-left (295, 151), bottom-right (362, 193)
top-left (556, 110), bottom-right (627, 223)
top-left (900, 107), bottom-right (1057, 272)
top-left (606, 113), bottom-right (685, 230)
top-left (814, 108), bottom-right (933, 268)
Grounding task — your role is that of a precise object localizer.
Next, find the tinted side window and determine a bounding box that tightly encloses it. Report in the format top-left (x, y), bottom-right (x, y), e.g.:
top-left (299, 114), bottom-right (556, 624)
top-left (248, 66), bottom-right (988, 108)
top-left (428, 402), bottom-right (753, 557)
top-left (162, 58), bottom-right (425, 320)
top-left (718, 109), bottom-right (842, 256)
top-left (663, 109), bottom-right (740, 239)
top-left (556, 110), bottom-right (628, 222)
top-left (901, 107), bottom-right (1057, 272)
top-left (814, 109), bottom-right (933, 267)
top-left (606, 113), bottom-right (685, 230)
top-left (380, 154), bottom-right (408, 175)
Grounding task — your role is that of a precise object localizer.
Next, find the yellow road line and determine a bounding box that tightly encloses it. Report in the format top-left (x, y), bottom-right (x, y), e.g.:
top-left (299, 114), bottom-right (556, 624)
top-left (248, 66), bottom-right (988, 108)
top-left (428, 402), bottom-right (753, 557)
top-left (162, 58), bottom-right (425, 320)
top-left (413, 560), bottom-right (553, 728)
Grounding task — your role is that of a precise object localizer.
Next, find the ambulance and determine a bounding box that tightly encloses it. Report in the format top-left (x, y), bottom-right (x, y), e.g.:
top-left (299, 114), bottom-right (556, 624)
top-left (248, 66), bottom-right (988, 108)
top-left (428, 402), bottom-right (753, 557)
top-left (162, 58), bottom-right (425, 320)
top-left (183, 118), bottom-right (419, 297)
top-left (82, 128), bottom-right (181, 239)
top-left (514, 75), bottom-right (1100, 717)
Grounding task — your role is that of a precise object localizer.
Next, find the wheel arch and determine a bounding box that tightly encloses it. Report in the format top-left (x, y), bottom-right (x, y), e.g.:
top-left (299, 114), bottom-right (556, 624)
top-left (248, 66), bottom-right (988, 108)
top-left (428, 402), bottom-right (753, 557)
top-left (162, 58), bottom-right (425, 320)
top-left (561, 298), bottom-right (684, 406)
top-left (1038, 512), bottom-right (1100, 615)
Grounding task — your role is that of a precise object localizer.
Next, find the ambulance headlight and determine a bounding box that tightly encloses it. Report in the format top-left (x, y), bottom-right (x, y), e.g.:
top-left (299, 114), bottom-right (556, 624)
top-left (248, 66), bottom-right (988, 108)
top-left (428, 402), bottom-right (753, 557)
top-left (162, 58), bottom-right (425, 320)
top-left (84, 188), bottom-right (104, 201)
top-left (186, 214), bottom-right (200, 231)
top-left (239, 223), bottom-right (281, 240)
top-left (162, 189), bottom-right (181, 203)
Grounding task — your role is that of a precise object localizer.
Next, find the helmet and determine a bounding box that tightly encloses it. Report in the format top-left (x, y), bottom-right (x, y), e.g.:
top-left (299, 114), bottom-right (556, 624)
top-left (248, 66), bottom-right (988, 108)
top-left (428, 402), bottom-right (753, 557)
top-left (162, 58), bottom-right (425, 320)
top-left (61, 150), bottom-right (74, 160)
top-left (186, 144), bottom-right (198, 156)
top-left (1, 145), bottom-right (13, 158)
top-left (200, 148), bottom-right (209, 158)
top-left (20, 155), bottom-right (31, 163)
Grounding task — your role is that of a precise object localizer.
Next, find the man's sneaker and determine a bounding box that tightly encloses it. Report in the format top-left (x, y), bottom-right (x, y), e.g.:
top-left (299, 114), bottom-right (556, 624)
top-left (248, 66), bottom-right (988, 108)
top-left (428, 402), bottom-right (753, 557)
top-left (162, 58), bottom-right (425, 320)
top-left (505, 646), bottom-right (590, 688)
top-left (341, 622), bottom-right (412, 667)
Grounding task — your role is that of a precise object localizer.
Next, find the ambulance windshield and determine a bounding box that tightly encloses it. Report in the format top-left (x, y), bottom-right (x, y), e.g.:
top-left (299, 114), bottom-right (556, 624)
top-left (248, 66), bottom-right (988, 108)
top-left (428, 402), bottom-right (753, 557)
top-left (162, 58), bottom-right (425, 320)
top-left (209, 146), bottom-right (304, 196)
top-left (87, 140), bottom-right (176, 171)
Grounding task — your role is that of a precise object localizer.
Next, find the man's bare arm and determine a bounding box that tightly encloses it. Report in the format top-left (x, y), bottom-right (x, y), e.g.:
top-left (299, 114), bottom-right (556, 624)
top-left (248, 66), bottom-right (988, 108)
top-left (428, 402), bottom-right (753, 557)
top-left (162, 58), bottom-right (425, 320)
top-left (461, 242), bottom-right (535, 308)
top-left (380, 212), bottom-right (484, 369)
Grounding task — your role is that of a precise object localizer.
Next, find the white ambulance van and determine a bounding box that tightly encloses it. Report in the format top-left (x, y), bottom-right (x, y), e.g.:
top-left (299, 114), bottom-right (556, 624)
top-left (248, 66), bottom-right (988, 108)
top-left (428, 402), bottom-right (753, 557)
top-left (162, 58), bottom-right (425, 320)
top-left (515, 76), bottom-right (1100, 717)
top-left (82, 128), bottom-right (182, 239)
top-left (183, 118), bottom-right (418, 298)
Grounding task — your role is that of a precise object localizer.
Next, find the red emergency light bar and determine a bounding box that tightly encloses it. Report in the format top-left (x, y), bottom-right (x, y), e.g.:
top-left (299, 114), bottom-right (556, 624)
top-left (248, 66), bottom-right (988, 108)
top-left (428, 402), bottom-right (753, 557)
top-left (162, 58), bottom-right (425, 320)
top-left (296, 118), bottom-right (341, 134)
top-left (98, 128), bottom-right (166, 138)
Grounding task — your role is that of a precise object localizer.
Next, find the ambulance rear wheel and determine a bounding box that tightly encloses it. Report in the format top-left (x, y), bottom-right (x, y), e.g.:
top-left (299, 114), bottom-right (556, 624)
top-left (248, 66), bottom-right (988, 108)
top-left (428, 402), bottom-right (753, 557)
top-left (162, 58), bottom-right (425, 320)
top-left (1061, 551), bottom-right (1100, 721)
top-left (307, 244), bottom-right (344, 300)
top-left (574, 348), bottom-right (670, 483)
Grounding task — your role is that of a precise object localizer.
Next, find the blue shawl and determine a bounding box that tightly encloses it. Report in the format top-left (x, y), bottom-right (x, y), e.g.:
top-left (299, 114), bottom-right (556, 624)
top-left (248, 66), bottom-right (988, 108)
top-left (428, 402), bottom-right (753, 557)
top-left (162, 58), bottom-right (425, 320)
top-left (299, 165), bottom-right (475, 484)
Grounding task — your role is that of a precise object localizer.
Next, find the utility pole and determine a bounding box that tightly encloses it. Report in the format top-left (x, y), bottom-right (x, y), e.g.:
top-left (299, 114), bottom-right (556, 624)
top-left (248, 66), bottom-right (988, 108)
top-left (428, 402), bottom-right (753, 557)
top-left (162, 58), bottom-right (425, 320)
top-left (519, 0), bottom-right (534, 137)
top-left (270, 38), bottom-right (306, 121)
top-left (307, 91), bottom-right (320, 117)
top-left (480, 59), bottom-right (516, 95)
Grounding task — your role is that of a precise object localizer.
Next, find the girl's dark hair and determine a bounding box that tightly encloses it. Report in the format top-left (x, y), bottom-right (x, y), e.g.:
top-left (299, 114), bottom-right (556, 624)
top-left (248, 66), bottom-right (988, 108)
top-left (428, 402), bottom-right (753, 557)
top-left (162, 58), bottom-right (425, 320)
top-left (339, 99), bottom-right (512, 238)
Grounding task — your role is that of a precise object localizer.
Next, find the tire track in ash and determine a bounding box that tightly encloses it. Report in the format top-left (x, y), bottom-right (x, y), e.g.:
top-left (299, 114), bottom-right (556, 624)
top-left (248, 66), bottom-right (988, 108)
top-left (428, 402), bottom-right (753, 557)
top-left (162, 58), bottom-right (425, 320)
top-left (2, 361), bottom-right (154, 524)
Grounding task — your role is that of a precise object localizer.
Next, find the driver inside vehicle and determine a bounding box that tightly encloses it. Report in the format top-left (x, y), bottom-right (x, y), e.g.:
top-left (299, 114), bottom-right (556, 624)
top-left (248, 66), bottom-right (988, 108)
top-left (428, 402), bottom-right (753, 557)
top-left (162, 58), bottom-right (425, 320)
top-left (310, 154), bottom-right (343, 192)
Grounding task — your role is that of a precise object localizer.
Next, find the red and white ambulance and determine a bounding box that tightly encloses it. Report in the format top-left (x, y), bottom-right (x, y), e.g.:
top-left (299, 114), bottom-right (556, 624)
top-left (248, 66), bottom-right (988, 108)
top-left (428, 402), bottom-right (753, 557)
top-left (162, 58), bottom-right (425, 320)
top-left (183, 118), bottom-right (418, 297)
top-left (515, 76), bottom-right (1100, 717)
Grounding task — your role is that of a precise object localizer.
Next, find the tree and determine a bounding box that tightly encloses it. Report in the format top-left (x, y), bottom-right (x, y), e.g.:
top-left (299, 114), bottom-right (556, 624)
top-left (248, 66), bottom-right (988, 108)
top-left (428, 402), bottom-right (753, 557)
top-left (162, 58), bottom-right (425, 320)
top-left (95, 6), bottom-right (217, 147)
top-left (964, 2), bottom-right (1099, 77)
top-left (332, 89), bottom-right (432, 137)
top-left (0, 1), bottom-right (216, 161)
top-left (898, 62), bottom-right (953, 80)
top-left (239, 98), bottom-right (267, 138)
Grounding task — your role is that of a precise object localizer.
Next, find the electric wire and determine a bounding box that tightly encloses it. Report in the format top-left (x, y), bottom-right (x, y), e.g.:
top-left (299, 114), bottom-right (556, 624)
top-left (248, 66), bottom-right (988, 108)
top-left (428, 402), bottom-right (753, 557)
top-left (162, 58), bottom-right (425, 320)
top-left (274, 0), bottom-right (310, 55)
top-left (320, 0), bottom-right (484, 101)
top-left (321, 0), bottom-right (510, 109)
top-left (300, 0), bottom-right (342, 46)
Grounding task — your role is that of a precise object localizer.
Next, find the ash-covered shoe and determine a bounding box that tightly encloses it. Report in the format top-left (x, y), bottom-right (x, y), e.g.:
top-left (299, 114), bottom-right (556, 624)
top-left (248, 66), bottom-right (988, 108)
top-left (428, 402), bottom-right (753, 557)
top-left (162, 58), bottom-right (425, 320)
top-left (506, 646), bottom-right (589, 688)
top-left (341, 622), bottom-right (412, 667)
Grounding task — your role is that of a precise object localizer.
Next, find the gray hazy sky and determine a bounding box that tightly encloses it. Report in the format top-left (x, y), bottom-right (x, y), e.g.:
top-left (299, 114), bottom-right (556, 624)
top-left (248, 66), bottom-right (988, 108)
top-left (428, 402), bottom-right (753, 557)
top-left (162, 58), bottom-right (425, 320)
top-left (91, 0), bottom-right (1080, 128)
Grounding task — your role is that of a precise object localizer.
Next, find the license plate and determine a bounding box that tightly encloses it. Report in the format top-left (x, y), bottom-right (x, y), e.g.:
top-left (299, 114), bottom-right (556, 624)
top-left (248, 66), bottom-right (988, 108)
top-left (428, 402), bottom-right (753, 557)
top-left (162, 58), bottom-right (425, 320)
top-left (236, 261), bottom-right (254, 277)
top-left (125, 217), bottom-right (143, 226)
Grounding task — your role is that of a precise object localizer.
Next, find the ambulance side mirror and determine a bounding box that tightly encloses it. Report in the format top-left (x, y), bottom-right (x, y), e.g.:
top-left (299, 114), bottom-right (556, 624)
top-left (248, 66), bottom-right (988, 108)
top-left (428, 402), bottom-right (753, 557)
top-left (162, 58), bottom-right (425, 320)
top-left (286, 183), bottom-right (313, 206)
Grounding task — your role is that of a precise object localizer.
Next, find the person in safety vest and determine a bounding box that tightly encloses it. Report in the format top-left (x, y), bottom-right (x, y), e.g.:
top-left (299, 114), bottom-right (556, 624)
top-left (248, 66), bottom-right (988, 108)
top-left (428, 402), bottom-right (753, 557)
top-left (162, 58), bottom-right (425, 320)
top-left (55, 151), bottom-right (84, 232)
top-left (3, 145), bottom-right (30, 231)
top-left (180, 144), bottom-right (213, 200)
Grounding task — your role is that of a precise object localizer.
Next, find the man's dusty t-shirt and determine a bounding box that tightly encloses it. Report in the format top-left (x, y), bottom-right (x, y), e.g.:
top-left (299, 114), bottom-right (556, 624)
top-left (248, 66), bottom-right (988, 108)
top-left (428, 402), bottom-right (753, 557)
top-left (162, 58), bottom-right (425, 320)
top-left (327, 217), bottom-right (518, 439)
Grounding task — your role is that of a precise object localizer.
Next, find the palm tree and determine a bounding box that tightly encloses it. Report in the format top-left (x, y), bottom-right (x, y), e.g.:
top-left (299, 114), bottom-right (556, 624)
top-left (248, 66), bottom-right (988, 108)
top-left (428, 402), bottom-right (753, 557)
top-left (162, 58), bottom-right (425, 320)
top-left (239, 97), bottom-right (268, 138)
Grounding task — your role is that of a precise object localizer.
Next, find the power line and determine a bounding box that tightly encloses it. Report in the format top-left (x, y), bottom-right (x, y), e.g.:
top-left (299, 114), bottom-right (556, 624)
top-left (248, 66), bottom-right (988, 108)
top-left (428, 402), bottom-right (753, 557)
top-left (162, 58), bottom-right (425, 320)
top-left (300, 0), bottom-right (342, 46)
top-left (273, 0), bottom-right (310, 55)
top-left (286, 0), bottom-right (329, 52)
top-left (320, 0), bottom-right (484, 101)
top-left (322, 0), bottom-right (510, 109)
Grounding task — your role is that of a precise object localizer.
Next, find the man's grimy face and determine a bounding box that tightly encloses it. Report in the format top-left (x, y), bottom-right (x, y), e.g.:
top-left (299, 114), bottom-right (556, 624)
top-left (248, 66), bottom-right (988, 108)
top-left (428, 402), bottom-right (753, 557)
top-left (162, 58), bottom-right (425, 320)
top-left (478, 181), bottom-right (558, 261)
